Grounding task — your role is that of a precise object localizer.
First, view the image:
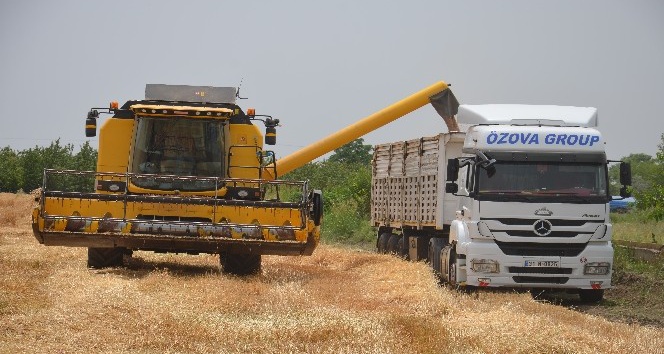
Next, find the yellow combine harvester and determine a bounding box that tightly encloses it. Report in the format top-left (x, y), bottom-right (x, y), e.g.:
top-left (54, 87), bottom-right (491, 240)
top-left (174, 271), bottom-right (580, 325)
top-left (32, 82), bottom-right (457, 274)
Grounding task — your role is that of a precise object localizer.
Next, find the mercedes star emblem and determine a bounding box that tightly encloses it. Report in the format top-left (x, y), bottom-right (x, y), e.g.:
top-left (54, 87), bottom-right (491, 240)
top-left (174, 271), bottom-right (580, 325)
top-left (533, 219), bottom-right (553, 236)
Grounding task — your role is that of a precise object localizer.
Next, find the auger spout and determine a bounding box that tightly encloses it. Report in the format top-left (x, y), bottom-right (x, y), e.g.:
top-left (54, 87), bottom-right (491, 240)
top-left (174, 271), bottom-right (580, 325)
top-left (270, 81), bottom-right (458, 177)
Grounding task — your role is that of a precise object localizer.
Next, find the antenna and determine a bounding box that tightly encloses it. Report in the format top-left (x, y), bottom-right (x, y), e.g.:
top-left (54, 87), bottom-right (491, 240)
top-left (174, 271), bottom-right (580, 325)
top-left (236, 77), bottom-right (248, 100)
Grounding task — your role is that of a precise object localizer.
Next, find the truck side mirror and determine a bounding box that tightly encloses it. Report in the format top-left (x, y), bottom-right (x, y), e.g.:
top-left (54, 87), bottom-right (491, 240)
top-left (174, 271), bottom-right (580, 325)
top-left (445, 182), bottom-right (458, 194)
top-left (447, 159), bottom-right (459, 181)
top-left (620, 162), bottom-right (631, 186)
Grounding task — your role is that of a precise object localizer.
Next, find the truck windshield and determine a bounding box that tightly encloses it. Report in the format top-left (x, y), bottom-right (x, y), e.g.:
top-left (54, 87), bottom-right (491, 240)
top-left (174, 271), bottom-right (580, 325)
top-left (129, 117), bottom-right (225, 191)
top-left (476, 161), bottom-right (608, 203)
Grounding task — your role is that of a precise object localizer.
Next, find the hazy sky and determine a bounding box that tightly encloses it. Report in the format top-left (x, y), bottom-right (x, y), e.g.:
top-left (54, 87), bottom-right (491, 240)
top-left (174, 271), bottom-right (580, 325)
top-left (1, 1), bottom-right (662, 161)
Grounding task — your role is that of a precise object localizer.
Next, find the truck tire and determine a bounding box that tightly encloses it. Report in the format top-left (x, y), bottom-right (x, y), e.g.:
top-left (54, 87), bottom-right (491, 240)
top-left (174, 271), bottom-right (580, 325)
top-left (578, 289), bottom-right (604, 303)
top-left (397, 236), bottom-right (407, 259)
top-left (529, 288), bottom-right (549, 300)
top-left (377, 233), bottom-right (391, 254)
top-left (448, 250), bottom-right (458, 288)
top-left (220, 253), bottom-right (261, 275)
top-left (386, 234), bottom-right (400, 255)
top-left (429, 238), bottom-right (445, 275)
top-left (87, 247), bottom-right (130, 269)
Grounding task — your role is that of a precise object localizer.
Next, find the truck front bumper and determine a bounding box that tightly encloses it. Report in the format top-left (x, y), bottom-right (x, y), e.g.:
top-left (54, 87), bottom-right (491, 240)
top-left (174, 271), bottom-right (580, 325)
top-left (461, 240), bottom-right (613, 290)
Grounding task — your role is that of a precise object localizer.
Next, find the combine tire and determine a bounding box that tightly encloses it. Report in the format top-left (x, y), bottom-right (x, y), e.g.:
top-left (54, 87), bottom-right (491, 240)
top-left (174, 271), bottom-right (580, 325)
top-left (220, 253), bottom-right (261, 275)
top-left (579, 289), bottom-right (604, 303)
top-left (87, 247), bottom-right (130, 269)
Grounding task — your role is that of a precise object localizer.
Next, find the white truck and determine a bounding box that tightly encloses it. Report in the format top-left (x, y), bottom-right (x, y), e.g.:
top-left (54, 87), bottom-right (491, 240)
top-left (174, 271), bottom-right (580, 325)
top-left (372, 104), bottom-right (632, 302)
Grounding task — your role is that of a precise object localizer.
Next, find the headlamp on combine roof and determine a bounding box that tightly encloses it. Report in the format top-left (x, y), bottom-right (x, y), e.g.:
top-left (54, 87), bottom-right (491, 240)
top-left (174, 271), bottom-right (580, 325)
top-left (129, 104), bottom-right (233, 118)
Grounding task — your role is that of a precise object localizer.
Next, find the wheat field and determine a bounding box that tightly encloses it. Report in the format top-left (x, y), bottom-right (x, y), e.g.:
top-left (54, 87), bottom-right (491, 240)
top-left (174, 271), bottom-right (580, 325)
top-left (1, 193), bottom-right (662, 354)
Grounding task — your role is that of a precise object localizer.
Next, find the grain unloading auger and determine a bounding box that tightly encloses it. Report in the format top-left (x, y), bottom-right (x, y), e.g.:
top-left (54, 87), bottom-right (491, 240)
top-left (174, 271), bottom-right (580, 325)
top-left (32, 82), bottom-right (458, 274)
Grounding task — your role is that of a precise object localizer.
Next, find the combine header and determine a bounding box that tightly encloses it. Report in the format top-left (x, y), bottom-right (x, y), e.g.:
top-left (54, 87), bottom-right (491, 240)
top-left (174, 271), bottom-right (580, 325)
top-left (32, 82), bottom-right (458, 274)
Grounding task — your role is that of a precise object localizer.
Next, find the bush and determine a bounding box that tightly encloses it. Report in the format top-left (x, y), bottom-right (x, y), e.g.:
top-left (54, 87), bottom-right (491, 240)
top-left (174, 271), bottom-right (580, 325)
top-left (321, 200), bottom-right (374, 246)
top-left (282, 140), bottom-right (374, 246)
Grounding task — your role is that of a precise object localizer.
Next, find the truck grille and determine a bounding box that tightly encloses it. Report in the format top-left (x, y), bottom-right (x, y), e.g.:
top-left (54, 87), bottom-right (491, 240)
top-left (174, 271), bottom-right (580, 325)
top-left (484, 218), bottom-right (602, 226)
top-left (495, 241), bottom-right (587, 257)
top-left (505, 231), bottom-right (588, 238)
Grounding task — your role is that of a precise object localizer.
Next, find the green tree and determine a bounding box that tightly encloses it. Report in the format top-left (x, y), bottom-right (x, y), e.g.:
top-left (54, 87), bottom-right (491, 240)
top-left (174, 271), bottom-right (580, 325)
top-left (72, 141), bottom-right (98, 172)
top-left (19, 139), bottom-right (76, 192)
top-left (70, 141), bottom-right (98, 192)
top-left (328, 138), bottom-right (372, 165)
top-left (609, 153), bottom-right (659, 195)
top-left (0, 147), bottom-right (24, 192)
top-left (633, 133), bottom-right (664, 221)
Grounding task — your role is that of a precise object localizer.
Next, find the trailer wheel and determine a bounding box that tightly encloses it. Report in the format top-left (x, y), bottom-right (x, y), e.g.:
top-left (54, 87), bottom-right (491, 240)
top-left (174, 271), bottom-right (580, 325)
top-left (220, 253), bottom-right (261, 275)
top-left (87, 247), bottom-right (130, 269)
top-left (397, 236), bottom-right (406, 259)
top-left (377, 233), bottom-right (391, 254)
top-left (578, 289), bottom-right (604, 303)
top-left (386, 234), bottom-right (400, 255)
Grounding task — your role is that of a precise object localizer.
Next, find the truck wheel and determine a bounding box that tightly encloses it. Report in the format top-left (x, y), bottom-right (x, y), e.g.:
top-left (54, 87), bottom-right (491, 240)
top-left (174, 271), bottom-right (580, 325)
top-left (220, 253), bottom-right (261, 275)
top-left (448, 251), bottom-right (458, 288)
top-left (530, 288), bottom-right (548, 300)
top-left (87, 247), bottom-right (130, 269)
top-left (377, 233), bottom-right (391, 254)
top-left (386, 234), bottom-right (400, 255)
top-left (578, 289), bottom-right (604, 303)
top-left (429, 238), bottom-right (445, 276)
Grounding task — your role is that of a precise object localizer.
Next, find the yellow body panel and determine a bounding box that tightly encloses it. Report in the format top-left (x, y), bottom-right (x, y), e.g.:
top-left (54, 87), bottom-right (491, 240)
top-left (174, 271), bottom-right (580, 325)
top-left (97, 118), bottom-right (134, 173)
top-left (227, 123), bottom-right (264, 179)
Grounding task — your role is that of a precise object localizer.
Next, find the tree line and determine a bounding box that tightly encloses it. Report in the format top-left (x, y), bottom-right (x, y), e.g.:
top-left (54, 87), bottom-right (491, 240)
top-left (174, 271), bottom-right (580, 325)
top-left (0, 140), bottom-right (97, 193)
top-left (609, 133), bottom-right (664, 221)
top-left (1, 133), bottom-right (660, 233)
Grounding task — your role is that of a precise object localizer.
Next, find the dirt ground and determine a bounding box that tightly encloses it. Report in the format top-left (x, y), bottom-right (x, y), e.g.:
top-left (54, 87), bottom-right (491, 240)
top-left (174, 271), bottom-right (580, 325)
top-left (1, 193), bottom-right (663, 353)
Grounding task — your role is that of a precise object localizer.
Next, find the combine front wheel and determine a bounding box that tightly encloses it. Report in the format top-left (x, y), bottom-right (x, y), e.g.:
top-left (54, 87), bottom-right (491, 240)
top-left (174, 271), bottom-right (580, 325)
top-left (220, 253), bottom-right (261, 275)
top-left (87, 247), bottom-right (131, 269)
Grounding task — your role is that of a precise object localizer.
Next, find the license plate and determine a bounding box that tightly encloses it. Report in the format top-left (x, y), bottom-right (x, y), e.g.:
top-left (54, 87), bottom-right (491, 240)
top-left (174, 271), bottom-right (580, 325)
top-left (524, 260), bottom-right (559, 267)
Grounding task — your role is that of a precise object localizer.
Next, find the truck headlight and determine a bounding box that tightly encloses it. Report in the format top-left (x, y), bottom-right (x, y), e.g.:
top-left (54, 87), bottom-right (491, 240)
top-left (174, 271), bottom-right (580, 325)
top-left (591, 225), bottom-right (608, 240)
top-left (470, 259), bottom-right (499, 273)
top-left (584, 262), bottom-right (610, 275)
top-left (477, 221), bottom-right (494, 238)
